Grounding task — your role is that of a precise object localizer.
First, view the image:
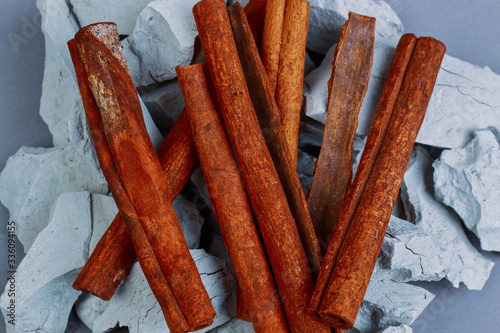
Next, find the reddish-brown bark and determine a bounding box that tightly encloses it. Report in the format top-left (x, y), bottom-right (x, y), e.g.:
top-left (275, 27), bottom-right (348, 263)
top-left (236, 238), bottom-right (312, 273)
top-left (244, 0), bottom-right (267, 47)
top-left (193, 1), bottom-right (329, 332)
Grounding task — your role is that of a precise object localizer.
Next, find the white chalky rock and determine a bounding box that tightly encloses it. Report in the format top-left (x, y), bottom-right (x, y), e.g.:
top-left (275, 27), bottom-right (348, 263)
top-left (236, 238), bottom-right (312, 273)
top-left (209, 317), bottom-right (254, 332)
top-left (387, 146), bottom-right (494, 289)
top-left (141, 79), bottom-right (185, 135)
top-left (304, 40), bottom-right (500, 148)
top-left (37, 0), bottom-right (80, 146)
top-left (307, 0), bottom-right (403, 54)
top-left (378, 324), bottom-right (413, 333)
top-left (0, 192), bottom-right (117, 333)
top-left (92, 249), bottom-right (236, 333)
top-left (70, 0), bottom-right (151, 35)
top-left (0, 145), bottom-right (108, 251)
top-left (173, 194), bottom-right (205, 249)
top-left (75, 293), bottom-right (110, 330)
top-left (353, 267), bottom-right (433, 332)
top-left (433, 129), bottom-right (500, 252)
top-left (123, 0), bottom-right (199, 87)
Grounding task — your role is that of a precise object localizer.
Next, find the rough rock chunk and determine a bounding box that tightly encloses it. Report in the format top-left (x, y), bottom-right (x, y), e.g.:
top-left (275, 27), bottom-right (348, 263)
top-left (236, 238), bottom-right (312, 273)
top-left (209, 317), bottom-right (254, 332)
top-left (304, 40), bottom-right (500, 148)
top-left (92, 249), bottom-right (236, 333)
top-left (378, 325), bottom-right (413, 333)
top-left (384, 146), bottom-right (494, 289)
top-left (0, 192), bottom-right (117, 333)
top-left (123, 0), bottom-right (200, 87)
top-left (37, 0), bottom-right (80, 145)
top-left (296, 149), bottom-right (316, 194)
top-left (75, 293), bottom-right (110, 330)
top-left (173, 194), bottom-right (205, 249)
top-left (307, 0), bottom-right (403, 54)
top-left (141, 79), bottom-right (185, 135)
top-left (433, 129), bottom-right (500, 252)
top-left (70, 0), bottom-right (151, 35)
top-left (0, 145), bottom-right (108, 251)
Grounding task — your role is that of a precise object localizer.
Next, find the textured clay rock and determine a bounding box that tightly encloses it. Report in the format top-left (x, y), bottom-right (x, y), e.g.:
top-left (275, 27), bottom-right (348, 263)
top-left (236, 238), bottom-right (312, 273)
top-left (385, 146), bottom-right (494, 289)
top-left (123, 0), bottom-right (200, 87)
top-left (378, 325), bottom-right (413, 333)
top-left (434, 129), bottom-right (500, 252)
top-left (209, 317), bottom-right (254, 333)
top-left (296, 149), bottom-right (316, 194)
top-left (0, 146), bottom-right (108, 251)
top-left (70, 0), bottom-right (151, 35)
top-left (75, 293), bottom-right (110, 330)
top-left (140, 78), bottom-right (185, 135)
top-left (0, 192), bottom-right (117, 333)
top-left (173, 194), bottom-right (205, 249)
top-left (92, 250), bottom-right (236, 333)
top-left (307, 0), bottom-right (403, 54)
top-left (37, 0), bottom-right (80, 146)
top-left (304, 40), bottom-right (500, 149)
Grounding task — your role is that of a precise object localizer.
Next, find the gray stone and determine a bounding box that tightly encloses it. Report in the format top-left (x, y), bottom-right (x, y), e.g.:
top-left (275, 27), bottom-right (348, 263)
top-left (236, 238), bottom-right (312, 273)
top-left (304, 52), bottom-right (316, 77)
top-left (0, 145), bottom-right (108, 251)
top-left (190, 166), bottom-right (212, 207)
top-left (37, 0), bottom-right (80, 146)
top-left (141, 79), bottom-right (185, 135)
top-left (209, 317), bottom-right (254, 333)
top-left (307, 0), bottom-right (403, 54)
top-left (123, 0), bottom-right (200, 87)
top-left (70, 0), bottom-right (151, 35)
top-left (0, 192), bottom-right (117, 333)
top-left (304, 40), bottom-right (500, 149)
top-left (92, 249), bottom-right (236, 333)
top-left (296, 149), bottom-right (316, 195)
top-left (173, 194), bottom-right (205, 249)
top-left (433, 129), bottom-right (500, 252)
top-left (378, 324), bottom-right (413, 333)
top-left (384, 146), bottom-right (494, 290)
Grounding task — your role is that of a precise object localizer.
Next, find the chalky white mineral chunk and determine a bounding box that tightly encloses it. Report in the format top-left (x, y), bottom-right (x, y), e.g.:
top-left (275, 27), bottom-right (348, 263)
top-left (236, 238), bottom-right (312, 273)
top-left (209, 317), bottom-right (254, 332)
top-left (378, 324), bottom-right (413, 333)
top-left (307, 0), bottom-right (403, 54)
top-left (70, 0), bottom-right (151, 35)
top-left (391, 146), bottom-right (494, 289)
top-left (92, 250), bottom-right (236, 333)
top-left (123, 0), bottom-right (199, 87)
top-left (37, 0), bottom-right (80, 145)
top-left (0, 145), bottom-right (108, 251)
top-left (433, 129), bottom-right (500, 252)
top-left (0, 192), bottom-right (116, 333)
top-left (173, 194), bottom-right (205, 249)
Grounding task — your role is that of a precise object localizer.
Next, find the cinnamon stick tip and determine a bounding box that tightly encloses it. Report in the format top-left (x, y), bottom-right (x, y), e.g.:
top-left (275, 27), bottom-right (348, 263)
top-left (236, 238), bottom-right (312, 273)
top-left (75, 21), bottom-right (118, 39)
top-left (347, 11), bottom-right (376, 24)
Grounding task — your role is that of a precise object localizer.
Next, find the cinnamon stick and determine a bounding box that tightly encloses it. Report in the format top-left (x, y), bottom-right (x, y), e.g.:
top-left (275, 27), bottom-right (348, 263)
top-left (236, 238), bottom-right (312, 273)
top-left (193, 2), bottom-right (329, 332)
top-left (72, 110), bottom-right (198, 300)
top-left (274, 0), bottom-right (310, 167)
top-left (73, 23), bottom-right (215, 331)
top-left (227, 2), bottom-right (321, 276)
top-left (315, 37), bottom-right (446, 329)
top-left (309, 33), bottom-right (418, 318)
top-left (244, 0), bottom-right (267, 47)
top-left (260, 0), bottom-right (286, 94)
top-left (307, 13), bottom-right (375, 249)
top-left (177, 64), bottom-right (289, 332)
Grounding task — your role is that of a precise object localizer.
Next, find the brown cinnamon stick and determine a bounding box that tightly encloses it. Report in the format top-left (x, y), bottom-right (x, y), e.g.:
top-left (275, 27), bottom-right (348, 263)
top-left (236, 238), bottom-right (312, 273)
top-left (193, 2), bottom-right (329, 332)
top-left (309, 33), bottom-right (418, 317)
top-left (244, 0), bottom-right (267, 47)
top-left (227, 2), bottom-right (321, 276)
top-left (315, 37), bottom-right (446, 329)
top-left (177, 64), bottom-right (289, 332)
top-left (72, 110), bottom-right (198, 300)
top-left (260, 0), bottom-right (286, 94)
top-left (274, 0), bottom-right (310, 167)
top-left (73, 23), bottom-right (215, 331)
top-left (307, 13), bottom-right (375, 250)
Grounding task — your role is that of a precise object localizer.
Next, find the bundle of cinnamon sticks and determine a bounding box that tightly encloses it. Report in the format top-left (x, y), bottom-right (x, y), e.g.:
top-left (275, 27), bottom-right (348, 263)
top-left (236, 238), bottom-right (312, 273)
top-left (69, 0), bottom-right (445, 331)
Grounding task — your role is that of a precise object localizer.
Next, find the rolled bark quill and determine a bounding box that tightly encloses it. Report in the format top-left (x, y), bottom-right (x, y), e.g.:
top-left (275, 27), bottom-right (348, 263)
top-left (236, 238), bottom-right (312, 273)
top-left (307, 13), bottom-right (375, 250)
top-left (274, 0), bottom-right (310, 167)
top-left (192, 1), bottom-right (329, 332)
top-left (309, 33), bottom-right (418, 317)
top-left (73, 23), bottom-right (215, 331)
top-left (227, 2), bottom-right (321, 275)
top-left (244, 0), bottom-right (267, 47)
top-left (313, 37), bottom-right (446, 329)
top-left (72, 110), bottom-right (198, 300)
top-left (177, 64), bottom-right (289, 333)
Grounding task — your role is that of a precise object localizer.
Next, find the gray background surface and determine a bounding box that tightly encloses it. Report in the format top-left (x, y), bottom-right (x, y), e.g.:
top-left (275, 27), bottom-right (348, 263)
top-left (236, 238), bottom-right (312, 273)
top-left (0, 0), bottom-right (499, 332)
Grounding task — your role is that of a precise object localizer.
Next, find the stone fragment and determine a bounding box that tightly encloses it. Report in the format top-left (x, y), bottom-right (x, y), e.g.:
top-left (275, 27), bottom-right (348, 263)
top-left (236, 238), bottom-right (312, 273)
top-left (173, 194), bottom-right (205, 249)
top-left (75, 293), bottom-right (110, 331)
top-left (140, 79), bottom-right (185, 135)
top-left (378, 324), bottom-right (413, 333)
top-left (307, 0), bottom-right (403, 54)
top-left (70, 0), bottom-right (151, 35)
top-left (37, 0), bottom-right (80, 146)
top-left (0, 145), bottom-right (108, 251)
top-left (92, 250), bottom-right (236, 333)
top-left (304, 52), bottom-right (316, 77)
top-left (296, 149), bottom-right (316, 194)
top-left (433, 129), bottom-right (500, 252)
top-left (190, 166), bottom-right (212, 207)
top-left (209, 317), bottom-right (254, 332)
top-left (304, 40), bottom-right (500, 148)
top-left (0, 192), bottom-right (117, 333)
top-left (123, 0), bottom-right (200, 87)
top-left (384, 146), bottom-right (494, 290)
